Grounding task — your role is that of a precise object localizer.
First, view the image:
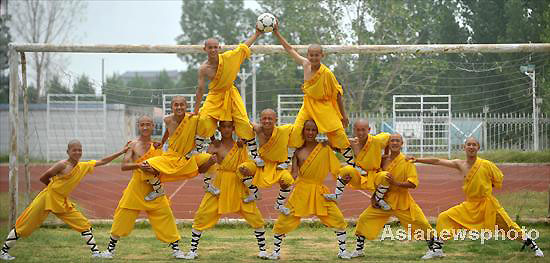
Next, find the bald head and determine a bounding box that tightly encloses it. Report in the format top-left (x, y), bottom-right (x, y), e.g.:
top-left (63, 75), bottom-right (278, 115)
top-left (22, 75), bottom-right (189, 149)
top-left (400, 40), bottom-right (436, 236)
top-left (304, 119), bottom-right (317, 128)
top-left (171, 96), bottom-right (187, 107)
top-left (261, 108), bottom-right (276, 117)
top-left (354, 118), bottom-right (370, 129)
top-left (138, 115), bottom-right (153, 124)
top-left (67, 139), bottom-right (82, 150)
top-left (391, 133), bottom-right (403, 141)
top-left (204, 38), bottom-right (219, 47)
top-left (464, 137), bottom-right (480, 146)
top-left (308, 44), bottom-right (323, 53)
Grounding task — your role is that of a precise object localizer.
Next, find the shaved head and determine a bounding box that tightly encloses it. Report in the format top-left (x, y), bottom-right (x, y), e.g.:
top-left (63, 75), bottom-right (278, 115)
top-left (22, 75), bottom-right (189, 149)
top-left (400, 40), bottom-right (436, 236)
top-left (464, 137), bottom-right (480, 146)
top-left (67, 139), bottom-right (82, 150)
top-left (308, 44), bottom-right (323, 53)
top-left (391, 133), bottom-right (403, 141)
top-left (204, 38), bottom-right (219, 47)
top-left (138, 115), bottom-right (153, 124)
top-left (354, 118), bottom-right (370, 129)
top-left (171, 96), bottom-right (187, 107)
top-left (304, 119), bottom-right (317, 127)
top-left (261, 108), bottom-right (276, 117)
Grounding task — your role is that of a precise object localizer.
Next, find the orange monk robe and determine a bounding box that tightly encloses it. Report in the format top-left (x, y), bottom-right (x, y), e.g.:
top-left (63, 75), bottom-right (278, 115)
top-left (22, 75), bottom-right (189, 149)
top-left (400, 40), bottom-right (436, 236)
top-left (355, 153), bottom-right (432, 240)
top-left (192, 143), bottom-right (264, 231)
top-left (436, 158), bottom-right (522, 237)
top-left (273, 144), bottom-right (347, 234)
top-left (289, 64), bottom-right (349, 149)
top-left (111, 144), bottom-right (180, 243)
top-left (15, 161), bottom-right (97, 237)
top-left (238, 124), bottom-right (294, 188)
top-left (197, 44), bottom-right (254, 140)
top-left (348, 133), bottom-right (391, 191)
top-left (145, 115), bottom-right (211, 182)
top-left (119, 145), bottom-right (169, 211)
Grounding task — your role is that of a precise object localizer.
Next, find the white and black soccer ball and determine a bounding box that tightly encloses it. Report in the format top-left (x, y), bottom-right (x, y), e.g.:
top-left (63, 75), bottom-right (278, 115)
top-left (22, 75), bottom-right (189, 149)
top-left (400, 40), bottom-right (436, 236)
top-left (256, 13), bottom-right (276, 33)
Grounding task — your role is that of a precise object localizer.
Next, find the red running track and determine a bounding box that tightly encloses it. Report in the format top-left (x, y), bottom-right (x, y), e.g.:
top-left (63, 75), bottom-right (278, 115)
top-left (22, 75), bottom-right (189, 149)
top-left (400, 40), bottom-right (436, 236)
top-left (1, 164), bottom-right (548, 220)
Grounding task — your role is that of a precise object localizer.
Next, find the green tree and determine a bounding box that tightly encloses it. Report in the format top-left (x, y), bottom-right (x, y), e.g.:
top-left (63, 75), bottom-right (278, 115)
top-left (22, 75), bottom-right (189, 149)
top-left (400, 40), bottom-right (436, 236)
top-left (47, 75), bottom-right (70, 94)
top-left (103, 73), bottom-right (130, 105)
top-left (126, 75), bottom-right (155, 106)
top-left (176, 0), bottom-right (256, 66)
top-left (73, 74), bottom-right (95, 94)
top-left (0, 15), bottom-right (12, 103)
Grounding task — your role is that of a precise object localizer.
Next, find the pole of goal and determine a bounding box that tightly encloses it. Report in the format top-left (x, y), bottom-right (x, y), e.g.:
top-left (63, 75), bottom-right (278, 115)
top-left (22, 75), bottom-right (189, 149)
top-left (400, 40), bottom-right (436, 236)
top-left (8, 45), bottom-right (19, 230)
top-left (20, 52), bottom-right (31, 207)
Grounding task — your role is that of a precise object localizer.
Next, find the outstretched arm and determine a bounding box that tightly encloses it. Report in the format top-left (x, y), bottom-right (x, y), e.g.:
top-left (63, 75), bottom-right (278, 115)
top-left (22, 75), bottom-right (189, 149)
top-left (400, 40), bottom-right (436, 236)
top-left (243, 28), bottom-right (263, 47)
top-left (273, 23), bottom-right (309, 66)
top-left (121, 143), bottom-right (139, 171)
top-left (96, 143), bottom-right (130, 167)
top-left (39, 162), bottom-right (66, 185)
top-left (412, 157), bottom-right (461, 170)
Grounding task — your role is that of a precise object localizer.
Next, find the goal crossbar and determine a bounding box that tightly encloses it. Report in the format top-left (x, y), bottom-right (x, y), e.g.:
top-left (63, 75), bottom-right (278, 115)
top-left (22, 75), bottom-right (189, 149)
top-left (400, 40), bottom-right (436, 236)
top-left (10, 43), bottom-right (550, 54)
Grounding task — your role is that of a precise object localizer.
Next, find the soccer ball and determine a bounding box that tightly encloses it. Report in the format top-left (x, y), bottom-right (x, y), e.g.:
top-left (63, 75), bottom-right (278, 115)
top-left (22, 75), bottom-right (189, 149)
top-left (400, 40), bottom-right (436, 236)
top-left (256, 13), bottom-right (276, 33)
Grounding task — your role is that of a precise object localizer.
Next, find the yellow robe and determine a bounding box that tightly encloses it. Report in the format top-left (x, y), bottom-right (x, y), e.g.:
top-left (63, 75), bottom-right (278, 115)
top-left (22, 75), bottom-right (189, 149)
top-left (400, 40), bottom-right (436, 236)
top-left (273, 143), bottom-right (347, 234)
top-left (238, 124), bottom-right (295, 188)
top-left (192, 142), bottom-right (264, 231)
top-left (436, 158), bottom-right (521, 235)
top-left (348, 133), bottom-right (391, 191)
top-left (197, 44), bottom-right (254, 140)
top-left (289, 64), bottom-right (348, 149)
top-left (146, 115), bottom-right (209, 182)
top-left (119, 145), bottom-right (170, 211)
top-left (15, 161), bottom-right (97, 237)
top-left (45, 160), bottom-right (97, 213)
top-left (355, 153), bottom-right (432, 240)
top-left (288, 143), bottom-right (341, 217)
top-left (111, 144), bottom-right (180, 243)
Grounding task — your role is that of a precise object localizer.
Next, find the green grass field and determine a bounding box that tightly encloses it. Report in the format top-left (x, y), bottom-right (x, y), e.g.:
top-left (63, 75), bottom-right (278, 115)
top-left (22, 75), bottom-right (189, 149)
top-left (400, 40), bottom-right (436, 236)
top-left (0, 222), bottom-right (548, 262)
top-left (0, 189), bottom-right (549, 262)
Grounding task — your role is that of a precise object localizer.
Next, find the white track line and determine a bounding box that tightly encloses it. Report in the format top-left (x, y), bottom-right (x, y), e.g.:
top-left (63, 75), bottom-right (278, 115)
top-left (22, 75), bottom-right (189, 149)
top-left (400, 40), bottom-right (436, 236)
top-left (357, 190), bottom-right (371, 198)
top-left (169, 181), bottom-right (188, 200)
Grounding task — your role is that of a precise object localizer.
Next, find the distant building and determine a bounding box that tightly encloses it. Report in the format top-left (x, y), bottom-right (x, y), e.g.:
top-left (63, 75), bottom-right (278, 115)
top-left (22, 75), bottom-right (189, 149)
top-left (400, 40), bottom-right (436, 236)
top-left (120, 70), bottom-right (180, 83)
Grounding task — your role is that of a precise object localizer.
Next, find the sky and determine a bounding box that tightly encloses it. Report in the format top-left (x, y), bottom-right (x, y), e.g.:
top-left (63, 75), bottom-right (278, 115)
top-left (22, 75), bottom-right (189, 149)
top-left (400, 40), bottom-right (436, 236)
top-left (65, 0), bottom-right (259, 93)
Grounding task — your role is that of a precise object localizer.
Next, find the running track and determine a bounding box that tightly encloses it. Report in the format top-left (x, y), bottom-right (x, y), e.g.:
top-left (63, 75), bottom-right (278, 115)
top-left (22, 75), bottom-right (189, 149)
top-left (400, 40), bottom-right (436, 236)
top-left (1, 164), bottom-right (548, 220)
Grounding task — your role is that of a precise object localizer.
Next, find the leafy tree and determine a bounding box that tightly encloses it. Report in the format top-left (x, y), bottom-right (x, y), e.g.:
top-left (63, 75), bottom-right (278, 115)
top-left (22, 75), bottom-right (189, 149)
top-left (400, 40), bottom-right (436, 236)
top-left (0, 15), bottom-right (12, 103)
top-left (176, 0), bottom-right (256, 66)
top-left (73, 74), bottom-right (95, 94)
top-left (47, 75), bottom-right (71, 94)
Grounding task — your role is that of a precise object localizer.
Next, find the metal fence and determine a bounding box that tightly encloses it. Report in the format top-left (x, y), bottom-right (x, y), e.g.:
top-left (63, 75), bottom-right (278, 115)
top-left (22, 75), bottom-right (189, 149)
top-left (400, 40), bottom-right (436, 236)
top-left (277, 95), bottom-right (550, 153)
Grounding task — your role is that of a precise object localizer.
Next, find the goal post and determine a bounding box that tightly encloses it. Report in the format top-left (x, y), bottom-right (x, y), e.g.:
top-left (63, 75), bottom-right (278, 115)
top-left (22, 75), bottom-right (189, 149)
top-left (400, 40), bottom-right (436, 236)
top-left (7, 42), bottom-right (550, 228)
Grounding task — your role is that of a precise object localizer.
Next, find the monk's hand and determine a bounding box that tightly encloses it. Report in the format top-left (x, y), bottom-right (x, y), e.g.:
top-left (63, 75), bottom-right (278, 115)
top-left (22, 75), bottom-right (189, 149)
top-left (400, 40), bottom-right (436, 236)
top-left (255, 25), bottom-right (263, 35)
top-left (209, 153), bottom-right (218, 165)
top-left (237, 138), bottom-right (246, 148)
top-left (385, 173), bottom-right (396, 186)
top-left (341, 116), bottom-right (349, 128)
top-left (121, 141), bottom-right (131, 153)
top-left (273, 18), bottom-right (279, 33)
top-left (153, 141), bottom-right (163, 149)
top-left (139, 162), bottom-right (156, 174)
